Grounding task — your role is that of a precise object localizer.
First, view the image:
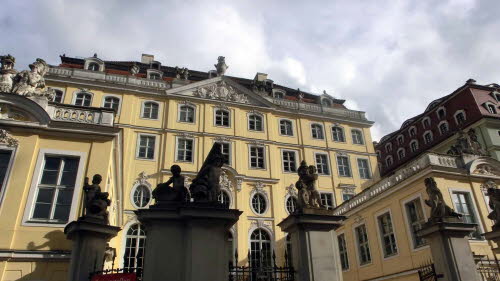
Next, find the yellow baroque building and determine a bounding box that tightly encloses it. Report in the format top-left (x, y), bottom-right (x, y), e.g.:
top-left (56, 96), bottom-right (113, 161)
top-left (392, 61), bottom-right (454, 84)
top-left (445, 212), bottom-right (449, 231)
top-left (0, 54), bottom-right (379, 280)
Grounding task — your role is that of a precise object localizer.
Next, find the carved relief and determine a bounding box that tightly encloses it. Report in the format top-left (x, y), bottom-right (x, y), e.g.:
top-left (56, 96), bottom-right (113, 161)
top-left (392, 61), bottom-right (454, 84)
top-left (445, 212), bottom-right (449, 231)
top-left (0, 129), bottom-right (18, 147)
top-left (473, 164), bottom-right (500, 176)
top-left (251, 182), bottom-right (267, 196)
top-left (12, 58), bottom-right (54, 99)
top-left (285, 183), bottom-right (297, 197)
top-left (193, 81), bottom-right (249, 104)
top-left (447, 128), bottom-right (488, 156)
top-left (483, 180), bottom-right (500, 229)
top-left (219, 170), bottom-right (233, 192)
top-left (130, 64), bottom-right (140, 75)
top-left (175, 67), bottom-right (189, 80)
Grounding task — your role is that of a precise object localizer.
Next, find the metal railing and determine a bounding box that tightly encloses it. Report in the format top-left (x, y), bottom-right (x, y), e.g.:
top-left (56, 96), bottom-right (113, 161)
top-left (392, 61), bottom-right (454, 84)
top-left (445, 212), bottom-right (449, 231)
top-left (229, 249), bottom-right (294, 281)
top-left (477, 256), bottom-right (500, 281)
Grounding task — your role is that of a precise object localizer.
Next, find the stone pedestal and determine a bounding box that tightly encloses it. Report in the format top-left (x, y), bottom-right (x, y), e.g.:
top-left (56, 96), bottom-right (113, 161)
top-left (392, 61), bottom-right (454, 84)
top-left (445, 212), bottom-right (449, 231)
top-left (64, 219), bottom-right (120, 281)
top-left (417, 220), bottom-right (479, 281)
top-left (484, 227), bottom-right (500, 254)
top-left (278, 212), bottom-right (345, 281)
top-left (136, 204), bottom-right (242, 281)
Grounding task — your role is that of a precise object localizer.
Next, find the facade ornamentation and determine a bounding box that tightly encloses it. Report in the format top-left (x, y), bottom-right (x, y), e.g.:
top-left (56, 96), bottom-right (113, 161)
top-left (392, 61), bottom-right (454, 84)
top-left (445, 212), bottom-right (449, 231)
top-left (340, 184), bottom-right (356, 195)
top-left (193, 81), bottom-right (248, 104)
top-left (178, 132), bottom-right (195, 139)
top-left (236, 179), bottom-right (242, 192)
top-left (0, 55), bottom-right (17, 92)
top-left (135, 171), bottom-right (150, 186)
top-left (130, 64), bottom-right (140, 75)
top-left (447, 128), bottom-right (488, 156)
top-left (424, 177), bottom-right (462, 222)
top-left (175, 67), bottom-right (189, 80)
top-left (0, 129), bottom-right (19, 147)
top-left (153, 164), bottom-right (190, 204)
top-left (214, 56), bottom-right (228, 76)
top-left (473, 163), bottom-right (499, 176)
top-left (82, 174), bottom-right (111, 224)
top-left (214, 136), bottom-right (231, 143)
top-left (251, 181), bottom-right (267, 197)
top-left (189, 143), bottom-right (224, 202)
top-left (483, 180), bottom-right (500, 229)
top-left (8, 58), bottom-right (55, 99)
top-left (286, 183), bottom-right (297, 197)
top-left (295, 160), bottom-right (325, 210)
top-left (219, 170), bottom-right (233, 191)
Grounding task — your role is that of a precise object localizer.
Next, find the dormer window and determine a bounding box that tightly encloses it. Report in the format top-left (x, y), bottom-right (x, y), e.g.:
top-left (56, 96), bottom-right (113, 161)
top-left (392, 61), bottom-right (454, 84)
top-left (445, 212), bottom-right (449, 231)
top-left (424, 131), bottom-right (433, 144)
top-left (84, 57), bottom-right (104, 72)
top-left (410, 140), bottom-right (419, 152)
top-left (149, 73), bottom-right (160, 80)
top-left (454, 110), bottom-right (466, 125)
top-left (436, 107), bottom-right (446, 120)
top-left (397, 148), bottom-right (405, 160)
top-left (385, 143), bottom-right (392, 153)
top-left (492, 91), bottom-right (500, 102)
top-left (439, 121), bottom-right (449, 135)
top-left (88, 63), bottom-right (99, 71)
top-left (150, 61), bottom-right (161, 69)
top-left (147, 69), bottom-right (163, 80)
top-left (274, 91), bottom-right (284, 99)
top-left (409, 127), bottom-right (417, 137)
top-left (386, 156), bottom-right (393, 166)
top-left (485, 102), bottom-right (498, 114)
top-left (397, 135), bottom-right (404, 145)
top-left (422, 117), bottom-right (431, 129)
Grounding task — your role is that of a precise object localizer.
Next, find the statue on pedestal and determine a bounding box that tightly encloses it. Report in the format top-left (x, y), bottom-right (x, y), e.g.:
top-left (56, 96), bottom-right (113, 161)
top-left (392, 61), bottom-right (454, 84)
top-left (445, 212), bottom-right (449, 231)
top-left (424, 177), bottom-right (461, 222)
top-left (295, 160), bottom-right (325, 210)
top-left (0, 54), bottom-right (17, 92)
top-left (11, 58), bottom-right (54, 99)
top-left (189, 143), bottom-right (224, 203)
top-left (483, 180), bottom-right (500, 229)
top-left (214, 56), bottom-right (228, 76)
top-left (153, 164), bottom-right (190, 204)
top-left (82, 174), bottom-right (111, 224)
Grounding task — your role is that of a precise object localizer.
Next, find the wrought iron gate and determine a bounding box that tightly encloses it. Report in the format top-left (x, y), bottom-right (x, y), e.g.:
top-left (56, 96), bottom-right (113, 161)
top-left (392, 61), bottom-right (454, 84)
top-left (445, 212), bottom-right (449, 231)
top-left (228, 249), bottom-right (294, 281)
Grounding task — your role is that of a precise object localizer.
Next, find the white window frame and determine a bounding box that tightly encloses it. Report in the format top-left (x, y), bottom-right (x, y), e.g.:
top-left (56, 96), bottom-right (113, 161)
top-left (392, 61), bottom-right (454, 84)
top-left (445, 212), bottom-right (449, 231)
top-left (331, 126), bottom-right (346, 142)
top-left (140, 100), bottom-right (160, 120)
top-left (135, 133), bottom-right (158, 161)
top-left (250, 191), bottom-right (269, 216)
top-left (408, 126), bottom-right (417, 137)
top-left (272, 89), bottom-right (286, 99)
top-left (215, 140), bottom-right (232, 166)
top-left (386, 156), bottom-right (393, 166)
top-left (356, 157), bottom-right (371, 179)
top-left (311, 123), bottom-right (325, 140)
top-left (49, 87), bottom-right (66, 103)
top-left (351, 129), bottom-right (365, 145)
top-left (448, 187), bottom-right (485, 241)
top-left (401, 193), bottom-right (429, 251)
top-left (248, 144), bottom-right (266, 170)
top-left (72, 91), bottom-right (93, 107)
top-left (177, 103), bottom-right (196, 123)
top-left (0, 145), bottom-right (17, 211)
top-left (247, 112), bottom-right (265, 132)
top-left (453, 110), bottom-right (467, 126)
top-left (422, 117), bottom-right (431, 129)
top-left (214, 108), bottom-right (231, 128)
top-left (281, 149), bottom-right (298, 173)
top-left (218, 189), bottom-right (233, 208)
top-left (337, 231), bottom-right (350, 271)
top-left (284, 194), bottom-right (298, 215)
top-left (438, 121), bottom-right (449, 135)
top-left (436, 106), bottom-right (446, 120)
top-left (423, 130), bottom-right (433, 144)
top-left (130, 182), bottom-right (153, 209)
top-left (84, 58), bottom-right (105, 72)
top-left (319, 192), bottom-right (335, 210)
top-left (485, 102), bottom-right (498, 114)
top-left (22, 149), bottom-right (87, 227)
top-left (314, 152), bottom-right (330, 175)
top-left (147, 69), bottom-right (163, 80)
top-left (397, 148), bottom-right (406, 160)
top-left (396, 135), bottom-right (404, 145)
top-left (101, 94), bottom-right (122, 114)
top-left (385, 143), bottom-right (392, 153)
top-left (493, 91), bottom-right (500, 102)
top-left (120, 221), bottom-right (146, 270)
top-left (375, 209), bottom-right (399, 260)
top-left (278, 118), bottom-right (294, 137)
top-left (410, 140), bottom-right (419, 152)
top-left (336, 154), bottom-right (352, 177)
top-left (352, 221), bottom-right (372, 267)
top-left (175, 136), bottom-right (195, 163)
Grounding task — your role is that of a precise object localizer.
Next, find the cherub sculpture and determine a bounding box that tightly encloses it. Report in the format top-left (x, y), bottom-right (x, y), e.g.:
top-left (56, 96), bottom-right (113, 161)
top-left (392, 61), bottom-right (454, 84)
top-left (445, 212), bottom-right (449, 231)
top-left (189, 143), bottom-right (224, 203)
top-left (295, 160), bottom-right (325, 210)
top-left (82, 174), bottom-right (111, 224)
top-left (153, 164), bottom-right (190, 204)
top-left (11, 58), bottom-right (54, 99)
top-left (424, 177), bottom-right (461, 222)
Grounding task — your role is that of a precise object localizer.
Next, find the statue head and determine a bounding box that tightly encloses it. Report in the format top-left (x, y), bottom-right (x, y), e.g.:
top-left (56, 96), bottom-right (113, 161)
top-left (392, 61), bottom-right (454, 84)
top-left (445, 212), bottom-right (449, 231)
top-left (0, 54), bottom-right (15, 71)
top-left (297, 160), bottom-right (308, 176)
top-left (424, 177), bottom-right (437, 190)
top-left (92, 174), bottom-right (102, 185)
top-left (217, 56), bottom-right (225, 64)
top-left (29, 58), bottom-right (48, 76)
top-left (171, 164), bottom-right (182, 176)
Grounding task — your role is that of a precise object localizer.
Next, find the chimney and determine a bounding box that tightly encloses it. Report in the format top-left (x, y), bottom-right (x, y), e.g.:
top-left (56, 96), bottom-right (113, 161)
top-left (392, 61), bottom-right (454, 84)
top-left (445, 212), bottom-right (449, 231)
top-left (141, 54), bottom-right (154, 64)
top-left (254, 72), bottom-right (268, 82)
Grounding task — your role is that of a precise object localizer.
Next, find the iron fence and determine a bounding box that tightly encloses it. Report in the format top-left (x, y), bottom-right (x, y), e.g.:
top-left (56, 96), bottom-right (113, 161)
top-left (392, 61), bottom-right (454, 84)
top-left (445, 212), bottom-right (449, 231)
top-left (417, 260), bottom-right (441, 281)
top-left (477, 256), bottom-right (500, 281)
top-left (229, 249), bottom-right (294, 281)
top-left (89, 267), bottom-right (142, 281)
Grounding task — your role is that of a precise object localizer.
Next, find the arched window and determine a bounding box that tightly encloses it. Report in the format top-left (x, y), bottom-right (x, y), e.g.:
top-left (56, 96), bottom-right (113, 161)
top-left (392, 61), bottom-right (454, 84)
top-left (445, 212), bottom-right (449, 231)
top-left (386, 156), bottom-right (393, 166)
top-left (351, 129), bottom-right (364, 145)
top-left (439, 122), bottom-right (449, 135)
top-left (397, 148), bottom-right (406, 160)
top-left (218, 190), bottom-right (231, 208)
top-left (410, 140), bottom-right (419, 152)
top-left (454, 110), bottom-right (466, 125)
top-left (409, 127), bottom-right (417, 137)
top-left (75, 92), bottom-right (92, 107)
top-left (249, 228), bottom-right (272, 268)
top-left (103, 96), bottom-right (120, 111)
top-left (279, 120), bottom-right (293, 136)
top-left (132, 185), bottom-right (151, 208)
top-left (487, 103), bottom-right (497, 114)
top-left (311, 124), bottom-right (324, 139)
top-left (285, 196), bottom-right (297, 214)
top-left (123, 224), bottom-right (146, 272)
top-left (149, 73), bottom-right (161, 80)
top-left (397, 135), bottom-right (404, 145)
top-left (87, 62), bottom-right (100, 71)
top-left (437, 108), bottom-right (446, 120)
top-left (52, 89), bottom-right (64, 103)
top-left (248, 114), bottom-right (263, 131)
top-left (179, 105), bottom-right (195, 123)
top-left (385, 143), bottom-right (393, 153)
top-left (142, 102), bottom-right (159, 119)
top-left (332, 126), bottom-right (345, 142)
top-left (251, 193), bottom-right (267, 214)
top-left (422, 117), bottom-right (431, 129)
top-left (424, 131), bottom-right (433, 144)
top-left (215, 109), bottom-right (230, 127)
top-left (273, 91), bottom-right (284, 99)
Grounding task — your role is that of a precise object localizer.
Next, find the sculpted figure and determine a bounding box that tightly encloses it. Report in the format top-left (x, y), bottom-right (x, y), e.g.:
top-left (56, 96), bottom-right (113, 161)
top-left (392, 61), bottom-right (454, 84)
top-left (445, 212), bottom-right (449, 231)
top-left (468, 129), bottom-right (488, 156)
top-left (424, 177), bottom-right (461, 222)
top-left (189, 143), bottom-right (224, 203)
top-left (295, 160), bottom-right (325, 210)
top-left (82, 174), bottom-right (111, 224)
top-left (11, 58), bottom-right (54, 99)
top-left (484, 180), bottom-right (500, 228)
top-left (152, 164), bottom-right (190, 204)
top-left (214, 56), bottom-right (228, 76)
top-left (0, 54), bottom-right (17, 92)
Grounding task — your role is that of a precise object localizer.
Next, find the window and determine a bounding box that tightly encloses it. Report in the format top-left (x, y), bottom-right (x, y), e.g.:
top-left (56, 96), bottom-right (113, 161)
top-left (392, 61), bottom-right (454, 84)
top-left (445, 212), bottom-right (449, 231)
top-left (397, 135), bottom-right (404, 145)
top-left (355, 224), bottom-right (371, 265)
top-left (74, 92), bottom-right (92, 107)
top-left (494, 92), bottom-right (500, 102)
top-left (0, 149), bottom-right (14, 204)
top-left (137, 135), bottom-right (156, 160)
top-left (286, 196), bottom-right (297, 214)
top-left (397, 148), bottom-right (405, 160)
top-left (452, 192), bottom-right (482, 239)
top-left (351, 129), bottom-right (364, 145)
top-left (320, 193), bottom-right (333, 210)
top-left (338, 234), bottom-right (349, 270)
top-left (437, 108), bottom-right (446, 119)
top-left (385, 143), bottom-right (392, 153)
top-left (250, 229), bottom-right (272, 268)
top-left (315, 153), bottom-right (330, 175)
top-left (424, 131), bottom-right (433, 144)
top-left (487, 103), bottom-right (497, 114)
top-left (251, 193), bottom-right (267, 214)
top-left (274, 91), bottom-right (284, 99)
top-left (149, 73), bottom-right (161, 80)
top-left (280, 120), bottom-right (293, 136)
top-left (124, 223), bottom-right (146, 273)
top-left (439, 122), bottom-right (449, 135)
top-left (132, 185), bottom-right (151, 208)
top-left (249, 146), bottom-right (265, 169)
top-left (103, 96), bottom-right (120, 112)
top-left (30, 156), bottom-right (80, 223)
top-left (357, 159), bottom-right (371, 179)
top-left (52, 89), bottom-right (64, 103)
top-left (337, 155), bottom-right (351, 177)
top-left (248, 114), bottom-right (263, 131)
top-left (404, 198), bottom-right (427, 248)
top-left (454, 111), bottom-right (466, 125)
top-left (179, 105), bottom-right (195, 123)
top-left (218, 190), bottom-right (231, 208)
top-left (386, 156), bottom-right (393, 166)
top-left (343, 191), bottom-right (355, 201)
top-left (409, 127), bottom-right (417, 137)
top-left (422, 117), bottom-right (431, 129)
top-left (142, 102), bottom-right (159, 119)
top-left (282, 150), bottom-right (297, 172)
top-left (176, 138), bottom-right (194, 162)
top-left (215, 109), bottom-right (230, 127)
top-left (410, 140), bottom-right (419, 152)
top-left (217, 142), bottom-right (231, 165)
top-left (87, 62), bottom-right (100, 71)
top-left (377, 212), bottom-right (398, 258)
top-left (311, 124), bottom-right (324, 139)
top-left (332, 126), bottom-right (345, 142)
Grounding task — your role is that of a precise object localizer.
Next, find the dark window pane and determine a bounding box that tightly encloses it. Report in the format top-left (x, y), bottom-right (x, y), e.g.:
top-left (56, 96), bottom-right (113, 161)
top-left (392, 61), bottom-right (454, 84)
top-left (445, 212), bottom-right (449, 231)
top-left (36, 188), bottom-right (54, 203)
top-left (33, 203), bottom-right (51, 219)
top-left (53, 204), bottom-right (70, 221)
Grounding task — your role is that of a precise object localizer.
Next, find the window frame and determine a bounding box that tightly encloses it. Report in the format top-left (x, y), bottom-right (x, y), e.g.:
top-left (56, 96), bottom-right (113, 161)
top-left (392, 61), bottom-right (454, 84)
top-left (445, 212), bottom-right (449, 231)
top-left (214, 108), bottom-right (231, 128)
top-left (337, 232), bottom-right (350, 271)
top-left (353, 222), bottom-right (372, 267)
top-left (248, 145), bottom-right (266, 170)
top-left (423, 130), bottom-right (433, 144)
top-left (385, 156), bottom-right (393, 167)
top-left (448, 188), bottom-right (485, 240)
top-left (356, 158), bottom-right (371, 179)
top-left (175, 136), bottom-right (195, 163)
top-left (436, 107), bottom-right (446, 120)
top-left (73, 91), bottom-right (93, 107)
top-left (49, 87), bottom-right (65, 103)
top-left (177, 103), bottom-right (196, 123)
top-left (438, 121), bottom-right (449, 135)
top-left (331, 126), bottom-right (346, 142)
top-left (311, 123), bottom-right (325, 140)
top-left (454, 110), bottom-right (467, 126)
top-left (284, 194), bottom-right (298, 215)
top-left (140, 101), bottom-right (160, 120)
top-left (375, 209), bottom-right (399, 259)
top-left (147, 69), bottom-right (163, 80)
top-left (319, 192), bottom-right (334, 210)
top-left (408, 126), bottom-right (417, 137)
top-left (135, 133), bottom-right (158, 161)
top-left (422, 117), bottom-right (431, 129)
top-left (250, 192), bottom-right (269, 216)
top-left (281, 149), bottom-right (298, 173)
top-left (22, 149), bottom-right (87, 227)
top-left (248, 112), bottom-right (264, 132)
top-left (278, 119), bottom-right (294, 137)
top-left (120, 222), bottom-right (146, 271)
top-left (218, 189), bottom-right (232, 208)
top-left (215, 141), bottom-right (232, 166)
top-left (130, 184), bottom-right (153, 209)
top-left (314, 152), bottom-right (330, 175)
top-left (351, 129), bottom-right (365, 145)
top-left (336, 154), bottom-right (352, 177)
top-left (396, 135), bottom-right (404, 145)
top-left (385, 143), bottom-right (392, 153)
top-left (397, 148), bottom-right (406, 160)
top-left (0, 146), bottom-right (17, 210)
top-left (102, 94), bottom-right (122, 114)
top-left (410, 140), bottom-right (419, 152)
top-left (401, 194), bottom-right (429, 251)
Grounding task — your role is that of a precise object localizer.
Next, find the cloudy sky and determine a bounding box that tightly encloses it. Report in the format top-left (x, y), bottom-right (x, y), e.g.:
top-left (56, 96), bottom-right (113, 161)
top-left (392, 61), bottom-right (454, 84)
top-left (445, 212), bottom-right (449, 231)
top-left (2, 0), bottom-right (499, 140)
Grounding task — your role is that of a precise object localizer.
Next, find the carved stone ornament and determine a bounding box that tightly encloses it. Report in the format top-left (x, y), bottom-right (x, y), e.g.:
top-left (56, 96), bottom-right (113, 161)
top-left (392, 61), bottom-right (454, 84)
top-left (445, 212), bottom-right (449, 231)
top-left (0, 129), bottom-right (18, 146)
top-left (236, 179), bottom-right (242, 192)
top-left (295, 160), bottom-right (325, 210)
top-left (214, 56), bottom-right (228, 76)
top-left (193, 81), bottom-right (249, 104)
top-left (178, 132), bottom-right (195, 139)
top-left (447, 128), bottom-right (488, 157)
top-left (214, 136), bottom-right (231, 143)
top-left (130, 64), bottom-right (140, 75)
top-left (286, 183), bottom-right (297, 197)
top-left (473, 164), bottom-right (499, 176)
top-left (219, 170), bottom-right (233, 192)
top-left (341, 184), bottom-right (356, 195)
top-left (0, 55), bottom-right (17, 93)
top-left (424, 177), bottom-right (462, 222)
top-left (175, 67), bottom-right (189, 80)
top-left (484, 180), bottom-right (500, 229)
top-left (5, 57), bottom-right (55, 99)
top-left (135, 171), bottom-right (150, 187)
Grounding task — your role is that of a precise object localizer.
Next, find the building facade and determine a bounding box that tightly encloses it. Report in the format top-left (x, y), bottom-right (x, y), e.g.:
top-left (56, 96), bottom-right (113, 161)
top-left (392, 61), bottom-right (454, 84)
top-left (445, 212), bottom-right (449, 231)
top-left (0, 54), bottom-right (378, 280)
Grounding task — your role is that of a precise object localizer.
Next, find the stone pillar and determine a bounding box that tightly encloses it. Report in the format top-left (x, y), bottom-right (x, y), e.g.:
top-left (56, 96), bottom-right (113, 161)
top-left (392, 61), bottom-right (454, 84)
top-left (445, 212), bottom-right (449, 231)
top-left (278, 211), bottom-right (345, 281)
top-left (64, 220), bottom-right (120, 281)
top-left (417, 220), bottom-right (479, 281)
top-left (136, 205), bottom-right (241, 281)
top-left (484, 227), bottom-right (500, 254)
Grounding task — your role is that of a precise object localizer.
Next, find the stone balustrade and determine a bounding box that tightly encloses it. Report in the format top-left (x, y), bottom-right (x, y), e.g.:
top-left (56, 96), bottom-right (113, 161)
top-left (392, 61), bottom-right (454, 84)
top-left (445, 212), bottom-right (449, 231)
top-left (48, 103), bottom-right (114, 126)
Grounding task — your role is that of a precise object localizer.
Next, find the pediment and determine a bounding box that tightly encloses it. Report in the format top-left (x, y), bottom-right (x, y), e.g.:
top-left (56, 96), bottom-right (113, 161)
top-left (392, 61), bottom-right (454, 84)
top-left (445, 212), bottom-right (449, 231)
top-left (166, 76), bottom-right (274, 107)
top-left (0, 92), bottom-right (51, 125)
top-left (468, 157), bottom-right (500, 177)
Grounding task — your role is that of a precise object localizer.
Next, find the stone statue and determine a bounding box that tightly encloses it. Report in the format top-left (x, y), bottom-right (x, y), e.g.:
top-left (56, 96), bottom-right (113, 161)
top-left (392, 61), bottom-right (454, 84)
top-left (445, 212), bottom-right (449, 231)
top-left (189, 143), bottom-right (224, 203)
top-left (11, 58), bottom-right (54, 99)
top-left (484, 180), bottom-right (500, 229)
top-left (175, 67), bottom-right (189, 80)
top-left (468, 129), bottom-right (488, 156)
top-left (152, 164), bottom-right (190, 204)
top-left (0, 54), bottom-right (17, 92)
top-left (295, 160), bottom-right (325, 210)
top-left (82, 174), bottom-right (111, 224)
top-left (447, 128), bottom-right (488, 156)
top-left (424, 177), bottom-right (461, 222)
top-left (214, 56), bottom-right (228, 76)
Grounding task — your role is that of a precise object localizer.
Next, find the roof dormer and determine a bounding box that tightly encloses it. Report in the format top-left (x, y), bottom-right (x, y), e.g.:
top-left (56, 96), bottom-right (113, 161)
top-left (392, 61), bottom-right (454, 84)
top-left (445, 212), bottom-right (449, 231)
top-left (84, 54), bottom-right (105, 72)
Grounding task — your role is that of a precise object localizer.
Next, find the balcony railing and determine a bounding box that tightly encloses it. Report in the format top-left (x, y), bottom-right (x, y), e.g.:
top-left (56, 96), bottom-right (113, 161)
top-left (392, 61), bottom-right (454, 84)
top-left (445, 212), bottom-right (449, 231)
top-left (48, 103), bottom-right (115, 126)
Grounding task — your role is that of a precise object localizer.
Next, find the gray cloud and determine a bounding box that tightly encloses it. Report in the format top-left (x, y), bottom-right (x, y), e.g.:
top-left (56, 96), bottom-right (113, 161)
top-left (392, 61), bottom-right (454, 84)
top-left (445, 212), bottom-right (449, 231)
top-left (2, 0), bottom-right (499, 140)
